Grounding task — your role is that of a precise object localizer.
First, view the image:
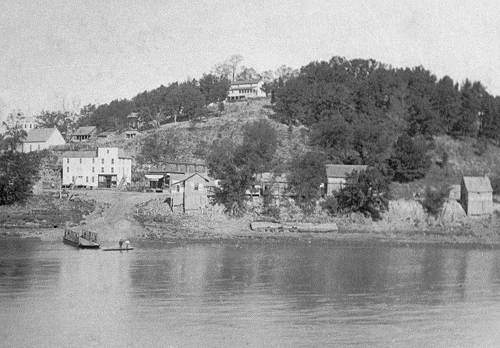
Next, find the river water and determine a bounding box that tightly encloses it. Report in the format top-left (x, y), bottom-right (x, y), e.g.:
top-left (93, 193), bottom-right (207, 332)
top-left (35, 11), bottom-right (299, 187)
top-left (1, 239), bottom-right (500, 347)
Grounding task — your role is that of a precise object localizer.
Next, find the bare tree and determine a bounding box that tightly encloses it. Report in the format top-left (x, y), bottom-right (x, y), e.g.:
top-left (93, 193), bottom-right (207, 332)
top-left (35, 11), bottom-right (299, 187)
top-left (228, 54), bottom-right (243, 81)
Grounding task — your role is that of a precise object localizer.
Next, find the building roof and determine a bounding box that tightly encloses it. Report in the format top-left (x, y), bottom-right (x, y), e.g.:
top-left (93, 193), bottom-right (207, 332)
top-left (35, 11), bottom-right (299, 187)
top-left (127, 112), bottom-right (139, 119)
top-left (125, 130), bottom-right (140, 134)
top-left (171, 172), bottom-right (209, 185)
top-left (256, 172), bottom-right (289, 183)
top-left (62, 151), bottom-right (97, 158)
top-left (325, 164), bottom-right (368, 178)
top-left (24, 128), bottom-right (59, 143)
top-left (73, 126), bottom-right (96, 136)
top-left (149, 162), bottom-right (207, 174)
top-left (97, 131), bottom-right (114, 137)
top-left (462, 176), bottom-right (492, 193)
top-left (230, 79), bottom-right (260, 86)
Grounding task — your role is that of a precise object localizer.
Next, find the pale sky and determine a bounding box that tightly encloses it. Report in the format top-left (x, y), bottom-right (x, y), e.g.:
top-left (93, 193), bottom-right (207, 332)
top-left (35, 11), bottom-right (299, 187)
top-left (1, 0), bottom-right (499, 120)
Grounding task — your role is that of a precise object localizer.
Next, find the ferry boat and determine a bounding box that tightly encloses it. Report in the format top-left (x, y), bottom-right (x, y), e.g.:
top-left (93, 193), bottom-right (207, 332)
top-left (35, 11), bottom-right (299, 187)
top-left (63, 229), bottom-right (100, 249)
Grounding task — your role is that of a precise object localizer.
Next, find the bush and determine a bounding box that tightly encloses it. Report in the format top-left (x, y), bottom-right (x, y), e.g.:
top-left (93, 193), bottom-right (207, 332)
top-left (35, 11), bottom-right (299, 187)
top-left (336, 167), bottom-right (391, 220)
top-left (421, 185), bottom-right (450, 216)
top-left (320, 196), bottom-right (338, 216)
top-left (388, 134), bottom-right (431, 182)
top-left (491, 177), bottom-right (500, 195)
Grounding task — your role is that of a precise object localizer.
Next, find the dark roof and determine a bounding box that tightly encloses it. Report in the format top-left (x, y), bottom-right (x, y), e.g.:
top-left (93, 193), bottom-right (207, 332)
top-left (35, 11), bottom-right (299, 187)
top-left (73, 126), bottom-right (96, 136)
top-left (230, 79), bottom-right (260, 86)
top-left (24, 128), bottom-right (59, 142)
top-left (462, 176), bottom-right (492, 193)
top-left (149, 162), bottom-right (207, 174)
top-left (325, 164), bottom-right (368, 178)
top-left (62, 151), bottom-right (96, 158)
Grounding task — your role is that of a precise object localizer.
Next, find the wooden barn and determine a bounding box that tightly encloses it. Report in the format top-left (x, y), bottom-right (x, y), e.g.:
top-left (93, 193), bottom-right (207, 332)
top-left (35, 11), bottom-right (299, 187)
top-left (325, 164), bottom-right (368, 195)
top-left (170, 173), bottom-right (210, 213)
top-left (460, 176), bottom-right (493, 216)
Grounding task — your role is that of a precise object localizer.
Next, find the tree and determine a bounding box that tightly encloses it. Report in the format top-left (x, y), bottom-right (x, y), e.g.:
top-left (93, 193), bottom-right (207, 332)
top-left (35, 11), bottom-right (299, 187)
top-left (199, 74), bottom-right (230, 105)
top-left (239, 119), bottom-right (278, 173)
top-left (35, 110), bottom-right (77, 139)
top-left (336, 167), bottom-right (390, 220)
top-left (0, 151), bottom-right (43, 205)
top-left (236, 66), bottom-right (260, 81)
top-left (388, 134), bottom-right (431, 182)
top-left (227, 54), bottom-right (243, 81)
top-left (1, 123), bottom-right (27, 152)
top-left (288, 151), bottom-right (326, 212)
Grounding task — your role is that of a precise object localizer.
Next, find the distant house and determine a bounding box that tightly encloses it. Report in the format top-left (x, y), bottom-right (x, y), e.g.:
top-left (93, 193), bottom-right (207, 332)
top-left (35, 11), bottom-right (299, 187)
top-left (19, 127), bottom-right (66, 153)
top-left (227, 80), bottom-right (266, 101)
top-left (127, 112), bottom-right (140, 129)
top-left (170, 173), bottom-right (210, 213)
top-left (61, 147), bottom-right (132, 189)
top-left (125, 130), bottom-right (140, 139)
top-left (145, 161), bottom-right (208, 192)
top-left (460, 176), bottom-right (493, 216)
top-left (325, 164), bottom-right (368, 195)
top-left (71, 126), bottom-right (97, 142)
top-left (254, 172), bottom-right (290, 198)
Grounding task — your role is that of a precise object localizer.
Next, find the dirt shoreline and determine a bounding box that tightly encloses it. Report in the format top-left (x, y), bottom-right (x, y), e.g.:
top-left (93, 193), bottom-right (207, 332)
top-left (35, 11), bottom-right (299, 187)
top-left (3, 191), bottom-right (500, 249)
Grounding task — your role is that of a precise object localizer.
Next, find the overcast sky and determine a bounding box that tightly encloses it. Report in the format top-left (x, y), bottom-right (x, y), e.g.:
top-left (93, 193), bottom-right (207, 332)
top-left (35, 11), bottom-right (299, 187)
top-left (1, 0), bottom-right (499, 119)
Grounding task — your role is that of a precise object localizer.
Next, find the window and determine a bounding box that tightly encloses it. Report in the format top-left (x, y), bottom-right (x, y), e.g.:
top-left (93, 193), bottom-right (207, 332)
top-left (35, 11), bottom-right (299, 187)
top-left (176, 185), bottom-right (180, 192)
top-left (72, 176), bottom-right (75, 182)
top-left (92, 158), bottom-right (95, 164)
top-left (111, 158), bottom-right (114, 164)
top-left (92, 177), bottom-right (94, 183)
top-left (67, 158), bottom-right (69, 164)
top-left (101, 158), bottom-right (104, 164)
top-left (111, 167), bottom-right (114, 173)
top-left (37, 144), bottom-right (40, 150)
top-left (79, 158), bottom-right (82, 164)
top-left (86, 176), bottom-right (88, 183)
top-left (67, 167), bottom-right (69, 173)
top-left (106, 149), bottom-right (109, 154)
top-left (194, 183), bottom-right (199, 191)
top-left (92, 167), bottom-right (94, 173)
top-left (101, 167), bottom-right (104, 173)
top-left (30, 145), bottom-right (32, 152)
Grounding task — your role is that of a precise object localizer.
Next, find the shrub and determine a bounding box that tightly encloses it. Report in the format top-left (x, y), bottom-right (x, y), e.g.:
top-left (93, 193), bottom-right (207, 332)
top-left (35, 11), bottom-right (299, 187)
top-left (320, 196), bottom-right (338, 216)
top-left (421, 185), bottom-right (450, 216)
top-left (336, 167), bottom-right (391, 220)
top-left (491, 177), bottom-right (500, 195)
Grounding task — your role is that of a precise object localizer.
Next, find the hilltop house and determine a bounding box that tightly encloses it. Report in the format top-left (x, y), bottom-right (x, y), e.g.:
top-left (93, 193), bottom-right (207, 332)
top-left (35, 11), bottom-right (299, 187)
top-left (145, 161), bottom-right (208, 192)
top-left (460, 176), bottom-right (493, 216)
top-left (62, 147), bottom-right (132, 189)
top-left (18, 127), bottom-right (66, 153)
top-left (227, 80), bottom-right (266, 101)
top-left (71, 126), bottom-right (97, 142)
top-left (125, 130), bottom-right (140, 139)
top-left (325, 164), bottom-right (368, 195)
top-left (170, 173), bottom-right (210, 213)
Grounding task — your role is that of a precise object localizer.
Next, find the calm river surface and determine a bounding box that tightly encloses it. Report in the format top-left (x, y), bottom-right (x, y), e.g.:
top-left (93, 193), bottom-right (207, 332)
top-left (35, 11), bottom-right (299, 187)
top-left (1, 239), bottom-right (500, 347)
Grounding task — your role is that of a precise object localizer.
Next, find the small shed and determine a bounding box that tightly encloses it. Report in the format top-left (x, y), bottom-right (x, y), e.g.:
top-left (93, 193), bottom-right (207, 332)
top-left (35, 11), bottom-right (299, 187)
top-left (170, 173), bottom-right (210, 213)
top-left (71, 126), bottom-right (97, 142)
top-left (325, 164), bottom-right (368, 195)
top-left (460, 176), bottom-right (493, 216)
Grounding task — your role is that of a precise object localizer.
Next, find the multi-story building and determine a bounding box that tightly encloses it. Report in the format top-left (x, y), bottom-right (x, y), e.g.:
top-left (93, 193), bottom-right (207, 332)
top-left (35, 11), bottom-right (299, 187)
top-left (227, 79), bottom-right (266, 101)
top-left (62, 147), bottom-right (132, 189)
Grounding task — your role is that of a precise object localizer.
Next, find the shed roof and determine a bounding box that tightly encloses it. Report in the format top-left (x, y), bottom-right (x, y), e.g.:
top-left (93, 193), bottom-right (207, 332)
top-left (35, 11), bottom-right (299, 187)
top-left (73, 126), bottom-right (96, 136)
top-left (172, 172), bottom-right (209, 185)
top-left (325, 164), bottom-right (368, 178)
top-left (62, 151), bottom-right (96, 158)
top-left (24, 128), bottom-right (59, 143)
top-left (462, 176), bottom-right (492, 193)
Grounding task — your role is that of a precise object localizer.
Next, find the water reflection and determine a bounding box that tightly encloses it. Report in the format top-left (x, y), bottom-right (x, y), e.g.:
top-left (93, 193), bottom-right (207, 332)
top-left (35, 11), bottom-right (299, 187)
top-left (1, 239), bottom-right (500, 346)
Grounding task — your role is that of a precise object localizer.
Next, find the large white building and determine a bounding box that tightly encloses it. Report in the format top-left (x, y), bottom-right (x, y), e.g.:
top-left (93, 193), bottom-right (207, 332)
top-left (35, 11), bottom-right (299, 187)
top-left (227, 79), bottom-right (266, 101)
top-left (19, 128), bottom-right (66, 153)
top-left (62, 147), bottom-right (132, 189)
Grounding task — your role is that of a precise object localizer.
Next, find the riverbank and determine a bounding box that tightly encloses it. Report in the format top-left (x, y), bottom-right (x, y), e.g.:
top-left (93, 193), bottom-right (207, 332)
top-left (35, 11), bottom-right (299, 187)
top-left (2, 191), bottom-right (500, 248)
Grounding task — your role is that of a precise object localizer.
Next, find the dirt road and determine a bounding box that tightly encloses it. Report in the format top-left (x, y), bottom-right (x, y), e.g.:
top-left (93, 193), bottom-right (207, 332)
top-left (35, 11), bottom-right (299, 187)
top-left (74, 190), bottom-right (158, 242)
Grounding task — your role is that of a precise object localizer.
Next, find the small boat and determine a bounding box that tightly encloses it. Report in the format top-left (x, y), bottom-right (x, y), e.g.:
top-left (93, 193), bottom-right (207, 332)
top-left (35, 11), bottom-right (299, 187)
top-left (63, 229), bottom-right (100, 249)
top-left (102, 247), bottom-right (134, 251)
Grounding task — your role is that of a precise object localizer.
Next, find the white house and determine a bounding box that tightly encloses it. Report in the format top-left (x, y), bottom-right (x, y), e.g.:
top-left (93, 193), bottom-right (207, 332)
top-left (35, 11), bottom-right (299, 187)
top-left (62, 147), bottom-right (132, 189)
top-left (227, 79), bottom-right (266, 101)
top-left (19, 127), bottom-right (66, 153)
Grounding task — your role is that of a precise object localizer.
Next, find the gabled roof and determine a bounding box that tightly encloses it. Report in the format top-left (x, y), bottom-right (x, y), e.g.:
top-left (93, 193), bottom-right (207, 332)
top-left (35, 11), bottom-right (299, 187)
top-left (172, 172), bottom-right (209, 185)
top-left (73, 126), bottom-right (96, 136)
top-left (462, 176), bottom-right (492, 193)
top-left (24, 128), bottom-right (59, 143)
top-left (230, 79), bottom-right (260, 86)
top-left (325, 164), bottom-right (368, 178)
top-left (62, 151), bottom-right (97, 158)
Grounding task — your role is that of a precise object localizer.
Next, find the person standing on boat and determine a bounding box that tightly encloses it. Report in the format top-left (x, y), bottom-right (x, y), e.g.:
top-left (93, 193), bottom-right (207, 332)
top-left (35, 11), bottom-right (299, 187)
top-left (124, 240), bottom-right (130, 249)
top-left (119, 239), bottom-right (124, 249)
